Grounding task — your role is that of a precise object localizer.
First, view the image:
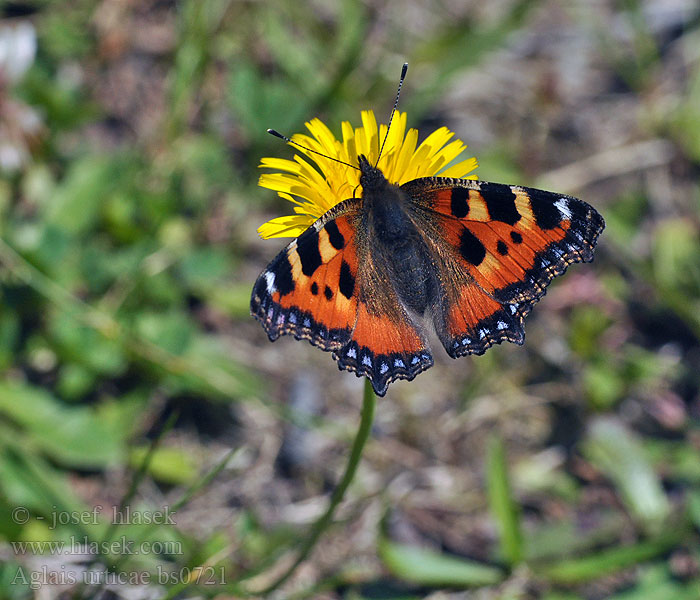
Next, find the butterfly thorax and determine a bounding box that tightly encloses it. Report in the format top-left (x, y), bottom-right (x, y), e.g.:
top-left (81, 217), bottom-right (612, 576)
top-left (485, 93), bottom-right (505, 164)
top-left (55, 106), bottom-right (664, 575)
top-left (358, 155), bottom-right (436, 315)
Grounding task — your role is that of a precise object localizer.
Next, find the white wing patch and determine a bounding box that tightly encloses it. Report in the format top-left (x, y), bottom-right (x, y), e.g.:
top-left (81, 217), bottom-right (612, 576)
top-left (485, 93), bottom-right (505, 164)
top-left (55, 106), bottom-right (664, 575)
top-left (554, 198), bottom-right (572, 220)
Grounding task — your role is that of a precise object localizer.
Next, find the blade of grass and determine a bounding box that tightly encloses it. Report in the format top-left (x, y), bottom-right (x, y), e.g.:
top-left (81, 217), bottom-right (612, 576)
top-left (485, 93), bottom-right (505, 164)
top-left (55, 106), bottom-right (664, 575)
top-left (486, 433), bottom-right (523, 566)
top-left (379, 539), bottom-right (504, 587)
top-left (583, 418), bottom-right (670, 532)
top-left (536, 529), bottom-right (686, 585)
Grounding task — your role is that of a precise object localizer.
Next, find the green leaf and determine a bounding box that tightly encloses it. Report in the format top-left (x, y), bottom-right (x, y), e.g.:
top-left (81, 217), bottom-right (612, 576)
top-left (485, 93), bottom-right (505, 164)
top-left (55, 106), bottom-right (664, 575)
top-left (645, 439), bottom-right (700, 484)
top-left (0, 499), bottom-right (24, 540)
top-left (49, 313), bottom-right (127, 376)
top-left (688, 490), bottom-right (700, 529)
top-left (672, 63), bottom-right (700, 161)
top-left (135, 310), bottom-right (195, 355)
top-left (569, 306), bottom-right (613, 361)
top-left (600, 191), bottom-right (649, 249)
top-left (379, 539), bottom-right (503, 587)
top-left (179, 247), bottom-right (232, 291)
top-left (129, 446), bottom-right (199, 485)
top-left (44, 155), bottom-right (115, 236)
top-left (0, 441), bottom-right (90, 528)
top-left (538, 534), bottom-right (682, 584)
top-left (0, 561), bottom-right (33, 599)
top-left (653, 219), bottom-right (700, 292)
top-left (525, 510), bottom-right (626, 563)
top-left (583, 360), bottom-right (625, 410)
top-left (583, 418), bottom-right (670, 531)
top-left (486, 434), bottom-right (523, 565)
top-left (161, 335), bottom-right (262, 400)
top-left (170, 135), bottom-right (235, 200)
top-left (0, 310), bottom-right (20, 370)
top-left (56, 363), bottom-right (96, 400)
top-left (209, 282), bottom-right (251, 318)
top-left (608, 565), bottom-right (700, 600)
top-left (0, 381), bottom-right (126, 468)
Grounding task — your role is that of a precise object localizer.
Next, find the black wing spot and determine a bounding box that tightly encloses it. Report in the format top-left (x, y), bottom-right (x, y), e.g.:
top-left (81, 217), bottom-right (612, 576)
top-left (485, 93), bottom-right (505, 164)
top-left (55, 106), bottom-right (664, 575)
top-left (567, 198), bottom-right (590, 224)
top-left (483, 183), bottom-right (521, 225)
top-left (496, 240), bottom-right (509, 255)
top-left (339, 260), bottom-right (355, 299)
top-left (529, 190), bottom-right (562, 230)
top-left (460, 228), bottom-right (486, 266)
top-left (325, 220), bottom-right (345, 250)
top-left (450, 188), bottom-right (469, 218)
top-left (510, 231), bottom-right (523, 244)
top-left (324, 285), bottom-right (333, 300)
top-left (297, 229), bottom-right (323, 276)
top-left (252, 276), bottom-right (267, 302)
top-left (270, 253), bottom-right (295, 296)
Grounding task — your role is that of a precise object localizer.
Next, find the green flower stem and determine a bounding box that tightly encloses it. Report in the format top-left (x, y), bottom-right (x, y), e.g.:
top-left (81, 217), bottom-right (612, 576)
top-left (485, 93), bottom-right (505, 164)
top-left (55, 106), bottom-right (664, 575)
top-left (257, 378), bottom-right (377, 595)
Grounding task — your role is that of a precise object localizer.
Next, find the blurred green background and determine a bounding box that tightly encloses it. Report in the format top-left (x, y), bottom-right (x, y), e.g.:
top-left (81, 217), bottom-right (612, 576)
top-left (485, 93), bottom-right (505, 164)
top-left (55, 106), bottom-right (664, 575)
top-left (1, 1), bottom-right (699, 598)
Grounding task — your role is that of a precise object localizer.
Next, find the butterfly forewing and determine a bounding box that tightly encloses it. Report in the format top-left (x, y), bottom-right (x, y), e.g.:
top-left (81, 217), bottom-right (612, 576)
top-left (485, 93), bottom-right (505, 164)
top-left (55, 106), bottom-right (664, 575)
top-left (251, 200), bottom-right (363, 351)
top-left (401, 177), bottom-right (604, 356)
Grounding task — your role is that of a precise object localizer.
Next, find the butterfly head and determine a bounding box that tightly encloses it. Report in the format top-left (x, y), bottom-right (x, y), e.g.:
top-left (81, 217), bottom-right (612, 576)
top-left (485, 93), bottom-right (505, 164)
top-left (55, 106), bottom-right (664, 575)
top-left (358, 154), bottom-right (388, 192)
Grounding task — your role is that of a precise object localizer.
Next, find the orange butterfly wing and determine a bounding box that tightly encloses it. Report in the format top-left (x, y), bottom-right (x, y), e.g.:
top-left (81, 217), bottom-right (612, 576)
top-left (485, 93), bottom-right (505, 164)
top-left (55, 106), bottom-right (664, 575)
top-left (251, 199), bottom-right (432, 396)
top-left (251, 201), bottom-right (361, 349)
top-left (332, 239), bottom-right (434, 396)
top-left (401, 178), bottom-right (605, 357)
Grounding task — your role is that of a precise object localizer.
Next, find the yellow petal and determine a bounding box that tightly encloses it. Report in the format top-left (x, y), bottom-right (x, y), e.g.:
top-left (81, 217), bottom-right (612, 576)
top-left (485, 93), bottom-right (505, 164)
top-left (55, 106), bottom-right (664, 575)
top-left (360, 111), bottom-right (379, 160)
top-left (439, 157), bottom-right (479, 178)
top-left (259, 157), bottom-right (303, 174)
top-left (258, 214), bottom-right (315, 239)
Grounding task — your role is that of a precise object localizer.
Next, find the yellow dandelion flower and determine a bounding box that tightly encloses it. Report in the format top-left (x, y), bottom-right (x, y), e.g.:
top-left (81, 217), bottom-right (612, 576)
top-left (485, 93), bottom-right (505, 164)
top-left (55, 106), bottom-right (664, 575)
top-left (257, 110), bottom-right (478, 239)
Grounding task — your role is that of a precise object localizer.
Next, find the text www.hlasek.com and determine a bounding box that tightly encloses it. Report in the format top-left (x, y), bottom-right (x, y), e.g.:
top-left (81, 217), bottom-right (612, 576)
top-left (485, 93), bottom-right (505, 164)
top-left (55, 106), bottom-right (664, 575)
top-left (12, 536), bottom-right (183, 556)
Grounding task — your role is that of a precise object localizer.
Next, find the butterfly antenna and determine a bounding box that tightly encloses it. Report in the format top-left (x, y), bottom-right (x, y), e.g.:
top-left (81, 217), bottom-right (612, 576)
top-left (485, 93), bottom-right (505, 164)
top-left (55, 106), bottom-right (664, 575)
top-left (375, 62), bottom-right (408, 167)
top-left (267, 129), bottom-right (359, 170)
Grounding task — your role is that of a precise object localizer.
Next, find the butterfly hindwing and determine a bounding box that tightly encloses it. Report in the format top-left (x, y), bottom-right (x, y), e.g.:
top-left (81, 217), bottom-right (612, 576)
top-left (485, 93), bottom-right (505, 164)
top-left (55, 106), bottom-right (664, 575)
top-left (401, 177), bottom-right (604, 356)
top-left (333, 243), bottom-right (433, 396)
top-left (435, 282), bottom-right (527, 358)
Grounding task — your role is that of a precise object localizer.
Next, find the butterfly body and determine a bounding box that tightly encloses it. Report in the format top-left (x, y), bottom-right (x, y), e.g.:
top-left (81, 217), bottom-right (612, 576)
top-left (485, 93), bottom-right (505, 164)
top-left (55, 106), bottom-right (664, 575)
top-left (359, 156), bottom-right (437, 316)
top-left (252, 155), bottom-right (604, 396)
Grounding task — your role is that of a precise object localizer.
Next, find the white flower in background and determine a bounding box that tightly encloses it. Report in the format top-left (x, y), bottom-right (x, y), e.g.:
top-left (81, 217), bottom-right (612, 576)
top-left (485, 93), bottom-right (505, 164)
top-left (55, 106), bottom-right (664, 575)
top-left (0, 20), bottom-right (42, 173)
top-left (0, 21), bottom-right (37, 83)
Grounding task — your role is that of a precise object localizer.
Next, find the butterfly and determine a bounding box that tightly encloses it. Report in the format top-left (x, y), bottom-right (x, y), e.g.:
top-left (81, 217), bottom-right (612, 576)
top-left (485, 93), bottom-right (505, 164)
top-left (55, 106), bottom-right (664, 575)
top-left (251, 146), bottom-right (605, 396)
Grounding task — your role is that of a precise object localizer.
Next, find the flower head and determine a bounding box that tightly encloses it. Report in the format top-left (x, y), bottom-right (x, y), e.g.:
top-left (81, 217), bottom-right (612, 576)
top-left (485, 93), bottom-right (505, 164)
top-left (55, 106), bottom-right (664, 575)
top-left (258, 110), bottom-right (478, 239)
